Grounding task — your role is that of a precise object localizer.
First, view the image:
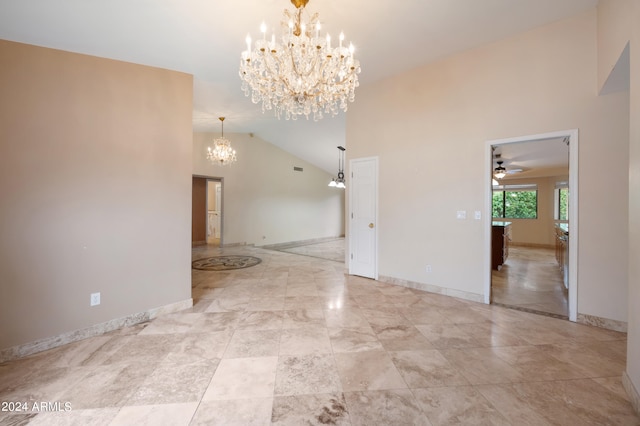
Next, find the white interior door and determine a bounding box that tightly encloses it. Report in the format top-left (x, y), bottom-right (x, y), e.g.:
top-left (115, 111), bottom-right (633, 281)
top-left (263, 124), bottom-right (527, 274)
top-left (215, 183), bottom-right (222, 238)
top-left (349, 157), bottom-right (378, 279)
top-left (205, 179), bottom-right (223, 245)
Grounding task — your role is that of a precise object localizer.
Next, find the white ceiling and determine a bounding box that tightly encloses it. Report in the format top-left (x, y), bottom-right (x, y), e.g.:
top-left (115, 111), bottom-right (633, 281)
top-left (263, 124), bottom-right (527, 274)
top-left (0, 0), bottom-right (597, 173)
top-left (493, 137), bottom-right (570, 180)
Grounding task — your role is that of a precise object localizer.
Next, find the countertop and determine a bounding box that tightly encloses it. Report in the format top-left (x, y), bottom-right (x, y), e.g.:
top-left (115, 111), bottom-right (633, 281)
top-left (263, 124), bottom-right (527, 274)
top-left (492, 221), bottom-right (512, 227)
top-left (556, 223), bottom-right (569, 234)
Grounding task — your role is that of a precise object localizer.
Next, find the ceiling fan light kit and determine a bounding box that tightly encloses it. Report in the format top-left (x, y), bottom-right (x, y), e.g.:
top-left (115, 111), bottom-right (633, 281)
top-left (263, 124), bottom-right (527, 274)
top-left (494, 160), bottom-right (507, 179)
top-left (239, 0), bottom-right (361, 121)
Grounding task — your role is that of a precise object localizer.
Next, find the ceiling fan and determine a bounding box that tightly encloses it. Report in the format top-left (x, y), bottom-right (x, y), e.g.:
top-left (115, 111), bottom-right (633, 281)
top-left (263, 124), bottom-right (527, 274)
top-left (493, 154), bottom-right (525, 179)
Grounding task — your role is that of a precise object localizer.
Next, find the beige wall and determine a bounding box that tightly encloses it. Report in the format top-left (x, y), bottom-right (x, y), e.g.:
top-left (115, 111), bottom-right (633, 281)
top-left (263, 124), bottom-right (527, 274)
top-left (193, 133), bottom-right (345, 246)
top-left (598, 0), bottom-right (640, 410)
top-left (347, 10), bottom-right (629, 323)
top-left (628, 0), bottom-right (640, 409)
top-left (597, 0), bottom-right (633, 92)
top-left (0, 41), bottom-right (193, 351)
top-left (597, 0), bottom-right (640, 408)
top-left (494, 176), bottom-right (567, 247)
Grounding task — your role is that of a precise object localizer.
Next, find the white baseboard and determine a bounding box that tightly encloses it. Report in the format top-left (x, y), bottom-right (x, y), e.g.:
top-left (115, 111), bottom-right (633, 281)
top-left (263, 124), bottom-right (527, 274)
top-left (0, 298), bottom-right (193, 363)
top-left (221, 242), bottom-right (253, 247)
top-left (260, 236), bottom-right (343, 250)
top-left (622, 371), bottom-right (640, 415)
top-left (577, 313), bottom-right (627, 332)
top-left (510, 242), bottom-right (555, 249)
top-left (378, 275), bottom-right (484, 303)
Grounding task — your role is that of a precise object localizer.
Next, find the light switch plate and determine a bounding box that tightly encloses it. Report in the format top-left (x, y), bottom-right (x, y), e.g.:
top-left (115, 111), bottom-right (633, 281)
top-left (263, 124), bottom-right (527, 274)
top-left (474, 211), bottom-right (481, 220)
top-left (90, 292), bottom-right (101, 306)
top-left (456, 210), bottom-right (466, 219)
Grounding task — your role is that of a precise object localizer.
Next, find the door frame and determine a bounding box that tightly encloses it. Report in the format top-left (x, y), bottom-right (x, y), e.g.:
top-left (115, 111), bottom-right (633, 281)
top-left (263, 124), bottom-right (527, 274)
top-left (348, 156), bottom-right (379, 280)
top-left (483, 129), bottom-right (579, 322)
top-left (193, 174), bottom-right (224, 247)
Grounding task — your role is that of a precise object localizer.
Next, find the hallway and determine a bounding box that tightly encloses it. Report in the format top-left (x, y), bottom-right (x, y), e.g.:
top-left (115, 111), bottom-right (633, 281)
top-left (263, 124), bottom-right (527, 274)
top-left (491, 246), bottom-right (568, 318)
top-left (265, 237), bottom-right (345, 263)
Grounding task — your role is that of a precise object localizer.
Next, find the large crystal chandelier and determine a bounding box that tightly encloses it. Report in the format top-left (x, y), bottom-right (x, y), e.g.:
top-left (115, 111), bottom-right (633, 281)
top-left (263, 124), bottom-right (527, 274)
top-left (239, 0), bottom-right (361, 121)
top-left (207, 117), bottom-right (237, 166)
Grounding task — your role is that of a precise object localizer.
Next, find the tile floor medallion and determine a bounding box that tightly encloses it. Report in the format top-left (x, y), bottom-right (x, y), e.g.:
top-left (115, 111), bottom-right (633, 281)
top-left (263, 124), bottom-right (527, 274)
top-left (0, 241), bottom-right (638, 425)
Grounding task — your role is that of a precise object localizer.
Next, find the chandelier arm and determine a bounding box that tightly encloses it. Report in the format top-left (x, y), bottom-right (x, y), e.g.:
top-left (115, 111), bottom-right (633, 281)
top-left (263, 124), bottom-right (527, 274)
top-left (282, 51), bottom-right (319, 98)
top-left (295, 53), bottom-right (320, 79)
top-left (319, 52), bottom-right (349, 83)
top-left (287, 45), bottom-right (314, 83)
top-left (265, 51), bottom-right (301, 99)
top-left (290, 50), bottom-right (331, 97)
top-left (315, 58), bottom-right (333, 86)
top-left (252, 50), bottom-right (284, 100)
top-left (333, 71), bottom-right (358, 87)
top-left (261, 50), bottom-right (279, 79)
top-left (291, 64), bottom-right (324, 98)
top-left (331, 59), bottom-right (359, 86)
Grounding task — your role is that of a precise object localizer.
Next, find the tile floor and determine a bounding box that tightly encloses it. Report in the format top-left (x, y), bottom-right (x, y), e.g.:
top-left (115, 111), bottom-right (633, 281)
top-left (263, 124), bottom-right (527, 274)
top-left (0, 243), bottom-right (638, 425)
top-left (491, 246), bottom-right (568, 318)
top-left (266, 238), bottom-right (345, 263)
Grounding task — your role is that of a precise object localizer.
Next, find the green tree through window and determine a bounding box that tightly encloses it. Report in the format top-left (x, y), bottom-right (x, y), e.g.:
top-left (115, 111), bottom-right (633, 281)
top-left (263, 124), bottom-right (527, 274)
top-left (492, 192), bottom-right (504, 218)
top-left (493, 187), bottom-right (537, 219)
top-left (558, 188), bottom-right (569, 220)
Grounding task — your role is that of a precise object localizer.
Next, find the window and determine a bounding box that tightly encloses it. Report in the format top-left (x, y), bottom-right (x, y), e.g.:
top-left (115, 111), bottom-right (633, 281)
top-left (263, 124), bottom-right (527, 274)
top-left (555, 182), bottom-right (569, 221)
top-left (492, 184), bottom-right (538, 219)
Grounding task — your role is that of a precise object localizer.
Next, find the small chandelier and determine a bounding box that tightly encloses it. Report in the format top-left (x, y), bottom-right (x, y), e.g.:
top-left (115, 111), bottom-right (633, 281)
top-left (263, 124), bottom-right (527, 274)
top-left (328, 146), bottom-right (346, 189)
top-left (207, 117), bottom-right (237, 166)
top-left (240, 0), bottom-right (361, 121)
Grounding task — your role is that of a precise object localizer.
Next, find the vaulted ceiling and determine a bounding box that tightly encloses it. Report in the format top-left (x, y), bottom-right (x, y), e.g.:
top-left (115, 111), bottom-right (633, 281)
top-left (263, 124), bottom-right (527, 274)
top-left (0, 0), bottom-right (597, 172)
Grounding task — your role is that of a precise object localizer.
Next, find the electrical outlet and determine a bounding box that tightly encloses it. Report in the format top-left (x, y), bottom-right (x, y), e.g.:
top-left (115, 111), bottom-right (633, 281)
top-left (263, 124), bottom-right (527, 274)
top-left (426, 265), bottom-right (432, 273)
top-left (90, 292), bottom-right (101, 306)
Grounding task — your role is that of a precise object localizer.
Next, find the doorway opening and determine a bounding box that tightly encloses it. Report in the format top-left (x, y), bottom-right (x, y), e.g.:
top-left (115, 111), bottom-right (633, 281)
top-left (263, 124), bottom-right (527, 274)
top-left (206, 180), bottom-right (222, 246)
top-left (191, 175), bottom-right (224, 248)
top-left (484, 130), bottom-right (578, 322)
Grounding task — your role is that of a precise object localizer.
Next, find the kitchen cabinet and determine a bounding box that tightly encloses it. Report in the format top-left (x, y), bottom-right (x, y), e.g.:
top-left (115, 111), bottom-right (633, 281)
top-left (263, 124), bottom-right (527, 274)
top-left (555, 223), bottom-right (569, 289)
top-left (492, 221), bottom-right (511, 270)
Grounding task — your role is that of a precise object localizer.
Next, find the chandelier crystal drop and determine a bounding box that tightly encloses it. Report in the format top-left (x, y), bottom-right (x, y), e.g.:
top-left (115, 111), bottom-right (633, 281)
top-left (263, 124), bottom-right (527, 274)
top-left (239, 0), bottom-right (361, 121)
top-left (207, 117), bottom-right (237, 166)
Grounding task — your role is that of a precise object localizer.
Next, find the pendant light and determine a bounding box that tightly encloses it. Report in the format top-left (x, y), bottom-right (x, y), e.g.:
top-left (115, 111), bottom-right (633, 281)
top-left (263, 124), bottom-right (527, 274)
top-left (328, 146), bottom-right (346, 189)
